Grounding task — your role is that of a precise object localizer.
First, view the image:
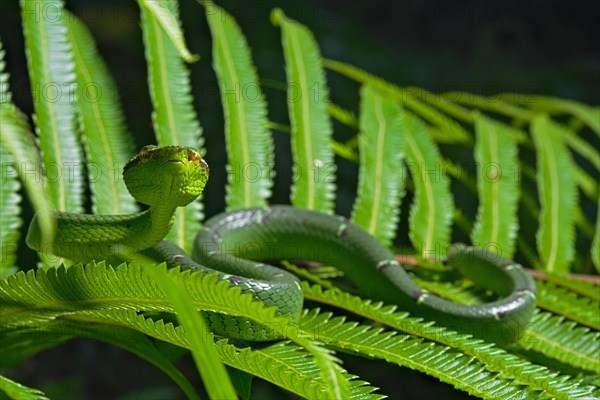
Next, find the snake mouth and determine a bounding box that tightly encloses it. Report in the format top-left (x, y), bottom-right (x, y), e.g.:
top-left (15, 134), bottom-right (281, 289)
top-left (166, 159), bottom-right (184, 164)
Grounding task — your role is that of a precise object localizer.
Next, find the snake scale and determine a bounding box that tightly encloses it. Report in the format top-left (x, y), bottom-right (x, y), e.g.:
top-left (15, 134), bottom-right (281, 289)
top-left (27, 145), bottom-right (536, 344)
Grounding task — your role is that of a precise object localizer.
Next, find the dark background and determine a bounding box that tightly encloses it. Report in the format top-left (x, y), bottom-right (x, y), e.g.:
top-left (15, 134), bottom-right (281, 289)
top-left (1, 0), bottom-right (598, 399)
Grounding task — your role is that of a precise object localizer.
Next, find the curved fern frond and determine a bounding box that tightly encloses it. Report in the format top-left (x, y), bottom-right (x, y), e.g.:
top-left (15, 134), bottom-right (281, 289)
top-left (140, 0), bottom-right (204, 252)
top-left (0, 144), bottom-right (20, 277)
top-left (0, 262), bottom-right (292, 337)
top-left (9, 320), bottom-right (201, 400)
top-left (322, 59), bottom-right (471, 144)
top-left (544, 274), bottom-right (600, 301)
top-left (0, 375), bottom-right (48, 400)
top-left (205, 1), bottom-right (273, 210)
top-left (301, 283), bottom-right (594, 399)
top-left (272, 9), bottom-right (336, 213)
top-left (471, 113), bottom-right (520, 258)
top-left (531, 116), bottom-right (578, 273)
top-left (593, 196), bottom-right (600, 272)
top-left (0, 102), bottom-right (54, 254)
top-left (499, 93), bottom-right (600, 136)
top-left (536, 281), bottom-right (600, 330)
top-left (143, 263), bottom-right (237, 400)
top-left (0, 42), bottom-right (21, 276)
top-left (136, 0), bottom-right (198, 62)
top-left (65, 12), bottom-right (137, 216)
top-left (403, 111), bottom-right (453, 258)
top-left (441, 91), bottom-right (536, 121)
top-left (53, 311), bottom-right (382, 399)
top-left (521, 310), bottom-right (600, 373)
top-left (20, 0), bottom-right (83, 213)
top-left (301, 309), bottom-right (540, 400)
top-left (351, 85), bottom-right (405, 246)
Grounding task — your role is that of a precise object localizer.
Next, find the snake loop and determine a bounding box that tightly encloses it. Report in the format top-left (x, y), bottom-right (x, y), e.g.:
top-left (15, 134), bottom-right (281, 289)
top-left (27, 145), bottom-right (536, 344)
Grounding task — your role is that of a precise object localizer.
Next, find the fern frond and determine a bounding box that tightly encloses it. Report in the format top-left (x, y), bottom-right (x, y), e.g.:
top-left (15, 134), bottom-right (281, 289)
top-left (55, 311), bottom-right (383, 399)
top-left (441, 91), bottom-right (536, 121)
top-left (351, 85), bottom-right (405, 246)
top-left (20, 0), bottom-right (84, 213)
top-left (140, 0), bottom-right (204, 252)
top-left (0, 375), bottom-right (48, 400)
top-left (404, 87), bottom-right (475, 124)
top-left (499, 93), bottom-right (600, 136)
top-left (301, 309), bottom-right (540, 400)
top-left (544, 274), bottom-right (600, 301)
top-left (65, 12), bottom-right (137, 216)
top-left (322, 59), bottom-right (471, 143)
top-left (0, 102), bottom-right (54, 253)
top-left (272, 9), bottom-right (336, 212)
top-left (403, 111), bottom-right (454, 258)
top-left (205, 1), bottom-right (274, 210)
top-left (471, 113), bottom-right (520, 258)
top-left (136, 0), bottom-right (198, 62)
top-left (301, 283), bottom-right (594, 399)
top-left (536, 281), bottom-right (600, 330)
top-left (531, 116), bottom-right (578, 273)
top-left (593, 196), bottom-right (600, 272)
top-left (143, 261), bottom-right (237, 400)
top-left (0, 262), bottom-right (292, 338)
top-left (0, 44), bottom-right (20, 275)
top-left (0, 144), bottom-right (20, 277)
top-left (521, 310), bottom-right (600, 373)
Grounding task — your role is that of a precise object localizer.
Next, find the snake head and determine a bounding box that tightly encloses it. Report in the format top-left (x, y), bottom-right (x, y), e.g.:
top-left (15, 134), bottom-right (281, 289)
top-left (123, 145), bottom-right (209, 207)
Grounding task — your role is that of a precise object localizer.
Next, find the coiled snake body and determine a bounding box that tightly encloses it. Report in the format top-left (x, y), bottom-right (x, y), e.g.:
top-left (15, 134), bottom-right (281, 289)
top-left (27, 146), bottom-right (536, 344)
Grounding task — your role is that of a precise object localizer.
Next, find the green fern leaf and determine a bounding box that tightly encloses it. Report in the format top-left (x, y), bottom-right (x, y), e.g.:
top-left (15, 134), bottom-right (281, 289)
top-left (53, 311), bottom-right (383, 399)
top-left (500, 93), bottom-right (600, 136)
top-left (0, 42), bottom-right (21, 276)
top-left (144, 262), bottom-right (237, 400)
top-left (471, 113), bottom-right (520, 258)
top-left (136, 0), bottom-right (198, 62)
top-left (0, 375), bottom-right (48, 400)
top-left (272, 9), bottom-right (336, 212)
top-left (65, 12), bottom-right (138, 215)
top-left (7, 320), bottom-right (201, 400)
top-left (205, 1), bottom-right (274, 210)
top-left (322, 59), bottom-right (471, 144)
top-left (351, 85), bottom-right (405, 246)
top-left (0, 262), bottom-right (296, 339)
top-left (544, 274), bottom-right (600, 301)
top-left (302, 283), bottom-right (594, 400)
top-left (403, 111), bottom-right (454, 258)
top-left (0, 102), bottom-right (54, 256)
top-left (442, 91), bottom-right (536, 121)
top-left (531, 116), bottom-right (578, 273)
top-left (536, 281), bottom-right (600, 330)
top-left (20, 0), bottom-right (84, 213)
top-left (521, 310), bottom-right (600, 373)
top-left (140, 0), bottom-right (204, 252)
top-left (593, 195), bottom-right (600, 272)
top-left (300, 309), bottom-right (539, 400)
top-left (0, 145), bottom-right (20, 277)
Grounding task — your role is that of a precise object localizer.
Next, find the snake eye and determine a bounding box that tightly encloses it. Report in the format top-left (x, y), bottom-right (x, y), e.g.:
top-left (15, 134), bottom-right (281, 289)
top-left (188, 149), bottom-right (201, 165)
top-left (139, 146), bottom-right (151, 164)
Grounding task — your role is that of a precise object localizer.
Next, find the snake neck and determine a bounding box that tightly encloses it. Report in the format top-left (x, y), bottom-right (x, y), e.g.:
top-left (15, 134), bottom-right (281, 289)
top-left (136, 205), bottom-right (178, 249)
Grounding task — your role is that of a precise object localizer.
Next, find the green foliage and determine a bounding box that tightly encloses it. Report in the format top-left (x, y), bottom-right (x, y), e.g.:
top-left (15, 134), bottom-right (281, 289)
top-left (140, 0), bottom-right (204, 252)
top-left (471, 114), bottom-right (520, 258)
top-left (351, 86), bottom-right (405, 246)
top-left (205, 0), bottom-right (273, 210)
top-left (65, 12), bottom-right (137, 216)
top-left (272, 8), bottom-right (336, 213)
top-left (1, 1), bottom-right (598, 399)
top-left (531, 116), bottom-right (578, 274)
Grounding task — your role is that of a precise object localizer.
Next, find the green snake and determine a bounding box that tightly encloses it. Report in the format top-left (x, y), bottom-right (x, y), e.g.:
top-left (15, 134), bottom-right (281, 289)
top-left (27, 145), bottom-right (536, 344)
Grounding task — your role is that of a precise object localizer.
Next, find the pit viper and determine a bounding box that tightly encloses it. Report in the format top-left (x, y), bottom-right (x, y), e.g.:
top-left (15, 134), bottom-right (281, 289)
top-left (27, 145), bottom-right (536, 344)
